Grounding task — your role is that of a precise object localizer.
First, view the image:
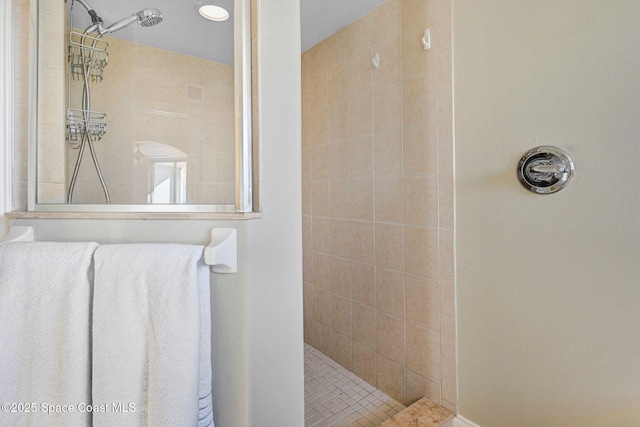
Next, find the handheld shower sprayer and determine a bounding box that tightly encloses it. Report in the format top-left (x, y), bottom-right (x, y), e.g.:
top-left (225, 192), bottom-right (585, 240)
top-left (72, 1), bottom-right (163, 35)
top-left (103, 9), bottom-right (164, 34)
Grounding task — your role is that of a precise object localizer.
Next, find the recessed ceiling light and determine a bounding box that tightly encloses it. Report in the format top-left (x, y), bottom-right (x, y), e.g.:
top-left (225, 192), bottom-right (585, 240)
top-left (196, 2), bottom-right (230, 22)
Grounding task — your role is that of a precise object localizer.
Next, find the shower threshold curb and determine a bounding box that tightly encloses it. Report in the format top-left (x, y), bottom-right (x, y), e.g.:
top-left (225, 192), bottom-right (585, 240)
top-left (380, 397), bottom-right (454, 427)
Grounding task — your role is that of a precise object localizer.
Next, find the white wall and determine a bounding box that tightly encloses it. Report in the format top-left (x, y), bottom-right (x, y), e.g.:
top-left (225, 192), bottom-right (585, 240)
top-left (0, 0), bottom-right (12, 236)
top-left (5, 0), bottom-right (304, 425)
top-left (247, 0), bottom-right (304, 424)
top-left (454, 1), bottom-right (640, 426)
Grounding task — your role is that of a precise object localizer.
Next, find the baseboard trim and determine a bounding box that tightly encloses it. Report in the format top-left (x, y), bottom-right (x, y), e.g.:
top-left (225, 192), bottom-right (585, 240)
top-left (453, 415), bottom-right (482, 427)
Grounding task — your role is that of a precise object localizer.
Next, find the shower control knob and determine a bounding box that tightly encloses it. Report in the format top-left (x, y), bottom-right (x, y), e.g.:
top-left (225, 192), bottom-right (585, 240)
top-left (517, 146), bottom-right (575, 194)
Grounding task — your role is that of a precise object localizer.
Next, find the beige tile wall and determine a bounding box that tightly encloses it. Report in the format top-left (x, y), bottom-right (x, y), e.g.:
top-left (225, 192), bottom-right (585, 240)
top-left (66, 36), bottom-right (235, 204)
top-left (302, 0), bottom-right (456, 411)
top-left (36, 0), bottom-right (66, 203)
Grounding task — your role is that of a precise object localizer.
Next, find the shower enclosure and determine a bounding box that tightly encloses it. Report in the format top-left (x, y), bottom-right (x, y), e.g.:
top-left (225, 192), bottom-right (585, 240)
top-left (300, 0), bottom-right (456, 411)
top-left (66, 0), bottom-right (164, 204)
top-left (29, 0), bottom-right (252, 212)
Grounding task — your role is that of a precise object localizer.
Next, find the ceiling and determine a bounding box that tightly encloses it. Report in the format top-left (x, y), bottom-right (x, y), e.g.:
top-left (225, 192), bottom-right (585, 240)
top-left (68, 0), bottom-right (388, 64)
top-left (300, 0), bottom-right (389, 51)
top-left (69, 0), bottom-right (235, 64)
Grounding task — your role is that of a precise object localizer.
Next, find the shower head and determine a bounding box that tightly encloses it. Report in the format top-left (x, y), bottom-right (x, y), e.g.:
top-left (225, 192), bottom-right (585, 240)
top-left (101, 8), bottom-right (163, 34)
top-left (137, 8), bottom-right (163, 27)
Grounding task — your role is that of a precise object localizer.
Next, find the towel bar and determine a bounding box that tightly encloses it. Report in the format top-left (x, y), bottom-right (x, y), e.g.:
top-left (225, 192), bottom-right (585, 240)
top-left (204, 228), bottom-right (237, 274)
top-left (0, 226), bottom-right (237, 274)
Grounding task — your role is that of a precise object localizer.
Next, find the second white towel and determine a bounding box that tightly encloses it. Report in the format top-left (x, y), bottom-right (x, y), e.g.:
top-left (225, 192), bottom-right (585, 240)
top-left (92, 243), bottom-right (212, 427)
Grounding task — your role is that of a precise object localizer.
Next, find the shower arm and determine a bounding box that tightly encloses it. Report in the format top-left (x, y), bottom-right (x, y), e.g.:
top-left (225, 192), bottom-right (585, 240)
top-left (73, 0), bottom-right (106, 34)
top-left (73, 0), bottom-right (91, 10)
top-left (73, 0), bottom-right (98, 19)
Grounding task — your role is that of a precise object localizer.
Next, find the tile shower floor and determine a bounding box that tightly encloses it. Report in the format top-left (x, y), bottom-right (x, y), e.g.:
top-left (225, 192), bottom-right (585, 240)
top-left (304, 344), bottom-right (405, 427)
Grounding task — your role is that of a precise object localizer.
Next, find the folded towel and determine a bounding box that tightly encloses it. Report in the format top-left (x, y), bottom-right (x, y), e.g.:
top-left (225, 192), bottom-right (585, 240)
top-left (92, 244), bottom-right (213, 427)
top-left (0, 241), bottom-right (98, 427)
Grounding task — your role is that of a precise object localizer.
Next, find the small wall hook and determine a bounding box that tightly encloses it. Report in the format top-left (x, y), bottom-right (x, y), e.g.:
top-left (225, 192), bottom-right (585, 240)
top-left (372, 52), bottom-right (380, 68)
top-left (421, 29), bottom-right (431, 50)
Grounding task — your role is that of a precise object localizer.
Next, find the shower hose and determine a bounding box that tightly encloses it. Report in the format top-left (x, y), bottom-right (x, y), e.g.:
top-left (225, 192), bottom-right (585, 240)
top-left (67, 20), bottom-right (110, 203)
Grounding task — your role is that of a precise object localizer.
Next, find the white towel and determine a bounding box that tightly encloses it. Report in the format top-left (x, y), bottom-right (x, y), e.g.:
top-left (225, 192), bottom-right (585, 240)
top-left (0, 241), bottom-right (98, 427)
top-left (197, 263), bottom-right (214, 427)
top-left (92, 244), bottom-right (213, 427)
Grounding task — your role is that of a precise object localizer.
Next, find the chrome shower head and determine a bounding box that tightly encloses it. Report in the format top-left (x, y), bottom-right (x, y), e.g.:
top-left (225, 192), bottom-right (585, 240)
top-left (102, 8), bottom-right (163, 34)
top-left (137, 8), bottom-right (163, 27)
